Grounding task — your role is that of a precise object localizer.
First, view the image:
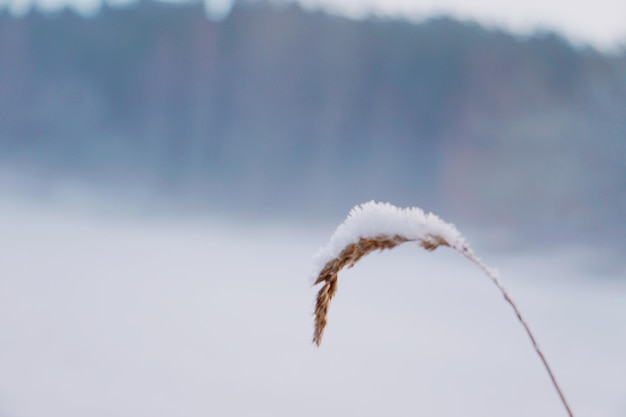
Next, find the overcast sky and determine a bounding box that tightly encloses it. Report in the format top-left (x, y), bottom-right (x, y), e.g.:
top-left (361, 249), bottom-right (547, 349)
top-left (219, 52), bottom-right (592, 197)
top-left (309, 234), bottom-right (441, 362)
top-left (295, 0), bottom-right (626, 50)
top-left (1, 0), bottom-right (625, 50)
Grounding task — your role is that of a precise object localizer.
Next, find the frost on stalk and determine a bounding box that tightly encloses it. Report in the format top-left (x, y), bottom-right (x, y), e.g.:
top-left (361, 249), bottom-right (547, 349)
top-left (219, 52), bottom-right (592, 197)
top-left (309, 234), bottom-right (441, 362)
top-left (310, 201), bottom-right (574, 417)
top-left (312, 201), bottom-right (468, 278)
top-left (311, 201), bottom-right (476, 346)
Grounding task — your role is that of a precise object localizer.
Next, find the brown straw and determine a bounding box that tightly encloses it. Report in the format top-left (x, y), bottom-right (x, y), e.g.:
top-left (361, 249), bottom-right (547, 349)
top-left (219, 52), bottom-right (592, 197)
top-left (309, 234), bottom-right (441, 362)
top-left (312, 230), bottom-right (574, 417)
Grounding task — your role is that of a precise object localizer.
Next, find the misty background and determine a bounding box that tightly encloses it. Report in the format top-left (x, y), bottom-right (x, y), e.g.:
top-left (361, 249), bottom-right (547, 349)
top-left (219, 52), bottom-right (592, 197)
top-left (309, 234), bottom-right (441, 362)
top-left (1, 0), bottom-right (625, 251)
top-left (1, 1), bottom-right (626, 416)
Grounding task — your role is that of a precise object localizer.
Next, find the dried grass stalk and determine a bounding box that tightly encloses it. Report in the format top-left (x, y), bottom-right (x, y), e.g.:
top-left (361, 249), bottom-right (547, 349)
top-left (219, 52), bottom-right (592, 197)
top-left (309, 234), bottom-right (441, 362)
top-left (311, 202), bottom-right (574, 417)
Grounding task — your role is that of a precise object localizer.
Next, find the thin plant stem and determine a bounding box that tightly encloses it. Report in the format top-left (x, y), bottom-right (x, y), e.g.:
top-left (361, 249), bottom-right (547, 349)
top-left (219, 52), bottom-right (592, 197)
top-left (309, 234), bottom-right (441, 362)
top-left (313, 236), bottom-right (575, 417)
top-left (460, 248), bottom-right (575, 417)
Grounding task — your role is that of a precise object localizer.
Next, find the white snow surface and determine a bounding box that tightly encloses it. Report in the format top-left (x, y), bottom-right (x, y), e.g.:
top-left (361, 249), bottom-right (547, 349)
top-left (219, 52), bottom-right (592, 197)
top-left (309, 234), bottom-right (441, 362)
top-left (1, 199), bottom-right (626, 417)
top-left (313, 201), bottom-right (467, 275)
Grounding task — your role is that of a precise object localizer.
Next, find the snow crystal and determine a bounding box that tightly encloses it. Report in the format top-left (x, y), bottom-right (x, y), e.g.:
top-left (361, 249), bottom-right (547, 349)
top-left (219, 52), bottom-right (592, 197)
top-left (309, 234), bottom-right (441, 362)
top-left (312, 201), bottom-right (467, 275)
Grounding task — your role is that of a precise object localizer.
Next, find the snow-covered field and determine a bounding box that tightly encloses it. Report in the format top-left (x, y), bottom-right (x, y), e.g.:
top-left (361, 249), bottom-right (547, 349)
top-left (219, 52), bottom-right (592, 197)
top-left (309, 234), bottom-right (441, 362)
top-left (1, 200), bottom-right (625, 417)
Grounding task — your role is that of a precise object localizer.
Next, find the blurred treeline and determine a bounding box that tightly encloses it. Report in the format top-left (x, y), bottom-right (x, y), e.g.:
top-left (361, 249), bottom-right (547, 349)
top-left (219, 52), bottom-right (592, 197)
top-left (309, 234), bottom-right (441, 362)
top-left (0, 1), bottom-right (624, 247)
